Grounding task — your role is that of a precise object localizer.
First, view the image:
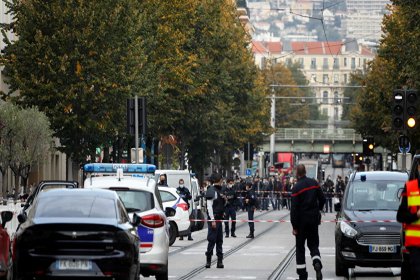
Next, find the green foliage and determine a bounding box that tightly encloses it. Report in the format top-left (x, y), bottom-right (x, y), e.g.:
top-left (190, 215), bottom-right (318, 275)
top-left (0, 102), bottom-right (53, 195)
top-left (1, 0), bottom-right (143, 163)
top-left (263, 63), bottom-right (309, 128)
top-left (350, 1), bottom-right (420, 151)
top-left (1, 0), bottom-right (271, 178)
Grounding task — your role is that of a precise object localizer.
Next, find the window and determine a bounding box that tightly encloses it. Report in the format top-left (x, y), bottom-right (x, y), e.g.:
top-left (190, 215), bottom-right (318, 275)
top-left (36, 196), bottom-right (117, 219)
top-left (115, 190), bottom-right (154, 213)
top-left (160, 190), bottom-right (177, 203)
top-left (344, 58), bottom-right (348, 67)
top-left (334, 107), bottom-right (339, 119)
top-left (344, 74), bottom-right (348, 84)
top-left (351, 57), bottom-right (356, 69)
top-left (334, 91), bottom-right (339, 103)
top-left (117, 200), bottom-right (129, 224)
top-left (333, 58), bottom-right (339, 69)
top-left (298, 58), bottom-right (304, 68)
top-left (311, 58), bottom-right (317, 69)
top-left (323, 91), bottom-right (328, 103)
top-left (286, 58), bottom-right (292, 65)
top-left (323, 74), bottom-right (329, 84)
top-left (322, 108), bottom-right (328, 116)
top-left (323, 58), bottom-right (329, 69)
top-left (334, 74), bottom-right (339, 84)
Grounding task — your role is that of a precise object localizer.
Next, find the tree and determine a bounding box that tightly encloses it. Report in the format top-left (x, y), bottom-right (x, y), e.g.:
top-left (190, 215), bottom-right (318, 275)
top-left (0, 103), bottom-right (52, 197)
top-left (263, 63), bottom-right (310, 128)
top-left (349, 1), bottom-right (420, 151)
top-left (1, 0), bottom-right (144, 164)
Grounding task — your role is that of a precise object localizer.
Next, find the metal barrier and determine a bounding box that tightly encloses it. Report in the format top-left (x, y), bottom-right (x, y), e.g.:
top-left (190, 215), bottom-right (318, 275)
top-left (275, 128), bottom-right (362, 141)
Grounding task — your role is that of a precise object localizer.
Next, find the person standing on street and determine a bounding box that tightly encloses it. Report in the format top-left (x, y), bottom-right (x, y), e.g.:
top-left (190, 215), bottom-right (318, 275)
top-left (322, 176), bottom-right (334, 213)
top-left (397, 161), bottom-right (420, 279)
top-left (177, 179), bottom-right (193, 241)
top-left (291, 164), bottom-right (326, 280)
top-left (244, 181), bottom-right (257, 238)
top-left (205, 173), bottom-right (226, 269)
top-left (223, 178), bottom-right (237, 238)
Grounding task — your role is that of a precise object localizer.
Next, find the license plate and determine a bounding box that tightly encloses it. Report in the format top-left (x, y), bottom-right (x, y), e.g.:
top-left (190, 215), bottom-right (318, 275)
top-left (58, 260), bottom-right (92, 270)
top-left (369, 245), bottom-right (396, 253)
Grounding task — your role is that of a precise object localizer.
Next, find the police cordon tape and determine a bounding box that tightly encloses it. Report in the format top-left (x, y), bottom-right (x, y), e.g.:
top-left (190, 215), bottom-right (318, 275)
top-left (187, 218), bottom-right (398, 223)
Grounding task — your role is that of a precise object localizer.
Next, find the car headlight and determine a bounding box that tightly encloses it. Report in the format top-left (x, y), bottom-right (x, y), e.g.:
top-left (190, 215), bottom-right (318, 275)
top-left (340, 221), bottom-right (357, 238)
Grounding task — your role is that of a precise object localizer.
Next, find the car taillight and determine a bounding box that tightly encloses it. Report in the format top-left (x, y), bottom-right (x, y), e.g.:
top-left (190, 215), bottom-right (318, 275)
top-left (141, 214), bottom-right (165, 228)
top-left (177, 203), bottom-right (189, 211)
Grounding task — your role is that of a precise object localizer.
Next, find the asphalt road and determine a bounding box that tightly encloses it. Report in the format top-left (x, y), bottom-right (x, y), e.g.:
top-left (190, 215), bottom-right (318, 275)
top-left (159, 210), bottom-right (402, 280)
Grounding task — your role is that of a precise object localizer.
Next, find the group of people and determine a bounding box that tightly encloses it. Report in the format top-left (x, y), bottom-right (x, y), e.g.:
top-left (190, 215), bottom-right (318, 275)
top-left (204, 166), bottom-right (326, 280)
top-left (321, 175), bottom-right (348, 213)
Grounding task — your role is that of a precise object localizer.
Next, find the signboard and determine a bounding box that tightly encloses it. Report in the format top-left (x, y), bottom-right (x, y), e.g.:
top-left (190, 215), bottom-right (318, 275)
top-left (245, 168), bottom-right (252, 176)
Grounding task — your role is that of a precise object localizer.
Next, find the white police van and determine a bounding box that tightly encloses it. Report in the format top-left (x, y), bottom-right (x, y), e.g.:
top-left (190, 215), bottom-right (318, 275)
top-left (155, 170), bottom-right (206, 231)
top-left (83, 163), bottom-right (175, 280)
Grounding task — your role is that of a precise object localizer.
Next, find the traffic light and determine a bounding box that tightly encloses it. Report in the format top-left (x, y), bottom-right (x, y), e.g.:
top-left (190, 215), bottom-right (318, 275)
top-left (127, 97), bottom-right (147, 135)
top-left (243, 143), bottom-right (254, 161)
top-left (406, 90), bottom-right (418, 129)
top-left (362, 137), bottom-right (374, 156)
top-left (392, 90), bottom-right (404, 130)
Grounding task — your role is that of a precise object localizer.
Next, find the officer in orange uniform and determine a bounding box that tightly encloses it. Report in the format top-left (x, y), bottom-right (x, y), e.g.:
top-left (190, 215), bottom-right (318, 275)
top-left (397, 162), bottom-right (420, 279)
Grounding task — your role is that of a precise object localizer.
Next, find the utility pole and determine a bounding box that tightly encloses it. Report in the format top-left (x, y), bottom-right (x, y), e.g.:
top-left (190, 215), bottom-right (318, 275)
top-left (270, 87), bottom-right (275, 167)
top-left (134, 95), bottom-right (139, 164)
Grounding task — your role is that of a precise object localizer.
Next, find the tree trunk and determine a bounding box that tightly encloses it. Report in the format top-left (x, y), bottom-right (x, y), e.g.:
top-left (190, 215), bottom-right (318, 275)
top-left (14, 170), bottom-right (20, 200)
top-left (103, 146), bottom-right (110, 162)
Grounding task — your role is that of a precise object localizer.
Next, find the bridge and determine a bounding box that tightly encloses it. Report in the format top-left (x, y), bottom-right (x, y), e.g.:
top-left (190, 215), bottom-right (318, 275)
top-left (262, 128), bottom-right (375, 153)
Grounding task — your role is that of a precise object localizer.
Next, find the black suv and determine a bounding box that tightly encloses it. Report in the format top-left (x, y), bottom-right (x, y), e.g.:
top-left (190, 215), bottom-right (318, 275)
top-left (335, 171), bottom-right (407, 276)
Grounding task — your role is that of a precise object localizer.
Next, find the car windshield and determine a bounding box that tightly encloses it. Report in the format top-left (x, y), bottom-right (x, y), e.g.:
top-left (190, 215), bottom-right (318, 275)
top-left (35, 196), bottom-right (116, 219)
top-left (115, 190), bottom-right (154, 213)
top-left (346, 180), bottom-right (405, 211)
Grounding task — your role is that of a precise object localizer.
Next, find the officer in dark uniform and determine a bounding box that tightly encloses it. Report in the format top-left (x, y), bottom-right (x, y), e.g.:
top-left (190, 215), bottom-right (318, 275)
top-left (291, 164), bottom-right (326, 280)
top-left (244, 181), bottom-right (257, 238)
top-left (205, 173), bottom-right (226, 269)
top-left (177, 179), bottom-right (193, 241)
top-left (223, 178), bottom-right (237, 238)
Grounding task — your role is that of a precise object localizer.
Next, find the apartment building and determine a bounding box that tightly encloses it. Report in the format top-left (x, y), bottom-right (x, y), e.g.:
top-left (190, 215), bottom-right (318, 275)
top-left (252, 39), bottom-right (375, 128)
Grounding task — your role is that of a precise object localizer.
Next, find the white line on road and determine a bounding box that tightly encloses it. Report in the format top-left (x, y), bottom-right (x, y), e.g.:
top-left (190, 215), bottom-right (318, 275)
top-left (204, 276), bottom-right (257, 279)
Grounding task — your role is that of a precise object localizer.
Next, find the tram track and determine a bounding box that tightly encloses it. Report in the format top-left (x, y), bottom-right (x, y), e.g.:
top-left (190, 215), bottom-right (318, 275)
top-left (268, 245), bottom-right (296, 280)
top-left (177, 212), bottom-right (291, 280)
top-left (169, 210), bottom-right (276, 257)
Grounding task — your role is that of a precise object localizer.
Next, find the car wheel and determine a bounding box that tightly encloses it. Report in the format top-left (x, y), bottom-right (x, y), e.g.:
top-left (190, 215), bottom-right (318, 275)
top-left (168, 222), bottom-right (178, 246)
top-left (155, 267), bottom-right (168, 280)
top-left (335, 248), bottom-right (348, 277)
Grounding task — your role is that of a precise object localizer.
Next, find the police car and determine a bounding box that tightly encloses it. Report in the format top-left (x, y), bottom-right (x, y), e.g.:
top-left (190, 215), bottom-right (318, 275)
top-left (158, 186), bottom-right (191, 246)
top-left (83, 163), bottom-right (175, 280)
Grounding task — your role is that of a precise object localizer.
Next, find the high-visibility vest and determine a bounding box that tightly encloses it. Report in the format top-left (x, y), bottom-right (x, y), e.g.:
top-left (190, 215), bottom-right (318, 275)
top-left (404, 179), bottom-right (420, 247)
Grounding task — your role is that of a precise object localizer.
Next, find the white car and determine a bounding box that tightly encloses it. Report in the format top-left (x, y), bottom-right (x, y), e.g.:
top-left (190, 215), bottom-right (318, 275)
top-left (158, 186), bottom-right (191, 246)
top-left (83, 163), bottom-right (175, 280)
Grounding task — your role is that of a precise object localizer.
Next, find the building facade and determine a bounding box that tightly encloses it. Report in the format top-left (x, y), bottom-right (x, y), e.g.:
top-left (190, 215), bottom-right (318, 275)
top-left (252, 39), bottom-right (375, 128)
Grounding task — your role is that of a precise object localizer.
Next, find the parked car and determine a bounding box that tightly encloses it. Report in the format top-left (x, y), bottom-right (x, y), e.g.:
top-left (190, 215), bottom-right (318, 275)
top-left (84, 163), bottom-right (175, 280)
top-left (13, 188), bottom-right (141, 280)
top-left (0, 211), bottom-right (13, 280)
top-left (22, 181), bottom-right (79, 211)
top-left (335, 171), bottom-right (407, 277)
top-left (159, 186), bottom-right (191, 246)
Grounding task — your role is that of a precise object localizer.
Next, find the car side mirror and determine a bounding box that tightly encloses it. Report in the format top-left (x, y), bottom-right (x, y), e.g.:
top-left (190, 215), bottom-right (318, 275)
top-left (1, 210), bottom-right (13, 228)
top-left (165, 207), bottom-right (176, 217)
top-left (17, 212), bottom-right (27, 224)
top-left (131, 213), bottom-right (141, 227)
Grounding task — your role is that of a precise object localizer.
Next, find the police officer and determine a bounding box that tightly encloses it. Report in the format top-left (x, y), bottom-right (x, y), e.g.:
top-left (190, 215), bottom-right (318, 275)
top-left (205, 173), bottom-right (225, 269)
top-left (223, 178), bottom-right (237, 238)
top-left (177, 179), bottom-right (193, 241)
top-left (397, 161), bottom-right (420, 279)
top-left (291, 164), bottom-right (326, 280)
top-left (244, 181), bottom-right (257, 238)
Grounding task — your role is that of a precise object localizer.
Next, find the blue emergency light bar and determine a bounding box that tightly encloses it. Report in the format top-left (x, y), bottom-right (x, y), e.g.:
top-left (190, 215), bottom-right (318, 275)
top-left (83, 163), bottom-right (156, 174)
